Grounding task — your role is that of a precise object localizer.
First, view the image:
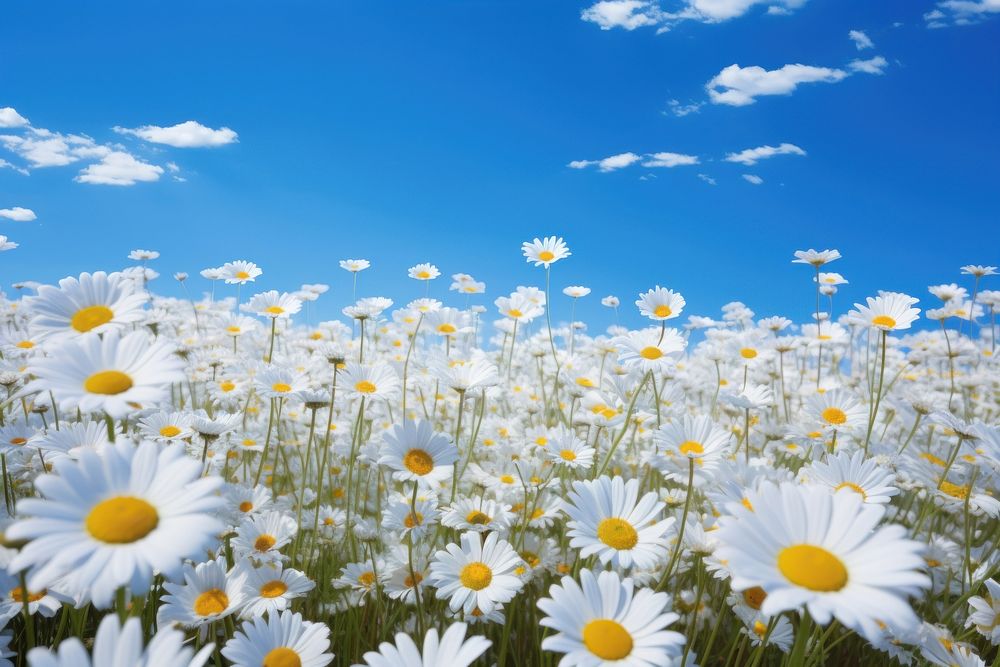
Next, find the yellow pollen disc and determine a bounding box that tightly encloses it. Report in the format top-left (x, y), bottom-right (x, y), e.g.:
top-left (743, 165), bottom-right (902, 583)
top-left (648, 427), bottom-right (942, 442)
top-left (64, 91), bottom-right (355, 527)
top-left (71, 305), bottom-right (114, 332)
top-left (834, 482), bottom-right (867, 499)
top-left (220, 381), bottom-right (236, 392)
top-left (403, 449), bottom-right (434, 475)
top-left (416, 271), bottom-right (431, 279)
top-left (226, 326), bottom-right (241, 334)
top-left (531, 507), bottom-right (545, 519)
top-left (239, 501), bottom-right (253, 512)
top-left (925, 558), bottom-right (941, 568)
top-left (652, 304), bottom-right (672, 318)
top-left (403, 512), bottom-right (423, 528)
top-left (535, 436), bottom-right (547, 446)
top-left (582, 619), bottom-right (633, 661)
top-left (262, 647), bottom-right (301, 667)
top-left (938, 481), bottom-right (969, 500)
top-left (86, 496), bottom-right (158, 543)
top-left (499, 474), bottom-right (515, 484)
top-left (740, 348), bottom-right (758, 359)
top-left (639, 346), bottom-right (663, 360)
top-left (679, 440), bottom-right (704, 456)
top-left (272, 382), bottom-right (292, 393)
top-left (459, 562), bottom-right (493, 590)
top-left (193, 588), bottom-right (229, 616)
top-left (600, 408), bottom-right (617, 419)
top-left (753, 620), bottom-right (768, 637)
top-left (777, 544), bottom-right (848, 592)
top-left (264, 306), bottom-right (285, 315)
top-left (538, 250), bottom-right (555, 262)
top-left (559, 449), bottom-right (577, 461)
top-left (354, 380), bottom-right (377, 394)
top-left (508, 309), bottom-right (523, 318)
top-left (821, 407), bottom-right (847, 425)
top-left (16, 340), bottom-right (34, 349)
top-left (466, 510), bottom-right (491, 525)
top-left (404, 572), bottom-right (423, 587)
top-left (260, 580), bottom-right (288, 598)
top-left (920, 452), bottom-right (946, 467)
top-left (235, 271), bottom-right (251, 280)
top-left (520, 550), bottom-right (541, 567)
top-left (743, 586), bottom-right (767, 610)
top-left (741, 497), bottom-right (754, 512)
top-left (159, 425), bottom-right (181, 438)
top-left (9, 438), bottom-right (26, 446)
top-left (84, 370), bottom-right (134, 395)
top-left (871, 315), bottom-right (896, 329)
top-left (597, 517), bottom-right (638, 550)
top-left (254, 534), bottom-right (277, 552)
top-left (437, 323), bottom-right (456, 334)
top-left (358, 571), bottom-right (375, 587)
top-left (10, 587), bottom-right (46, 603)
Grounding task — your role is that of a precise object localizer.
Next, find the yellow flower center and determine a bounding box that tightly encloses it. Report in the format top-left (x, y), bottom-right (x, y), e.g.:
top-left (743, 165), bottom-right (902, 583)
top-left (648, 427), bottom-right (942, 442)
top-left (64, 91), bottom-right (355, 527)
top-left (71, 305), bottom-right (114, 332)
top-left (538, 250), bottom-right (555, 262)
top-left (260, 580), bottom-right (288, 598)
top-left (358, 571), bottom-right (375, 587)
top-left (740, 348), bottom-right (758, 359)
top-left (559, 449), bottom-right (577, 461)
top-left (466, 510), bottom-right (492, 525)
top-left (193, 589), bottom-right (229, 616)
top-left (459, 562), bottom-right (493, 590)
top-left (520, 550), bottom-right (541, 568)
top-left (220, 381), bottom-right (236, 392)
top-left (403, 449), bottom-right (434, 475)
top-left (640, 346), bottom-right (663, 360)
top-left (254, 534), bottom-right (277, 552)
top-left (653, 304), bottom-right (672, 318)
top-left (354, 380), bottom-right (377, 394)
top-left (263, 647), bottom-right (301, 667)
top-left (499, 474), bottom-right (515, 484)
top-left (743, 586), bottom-right (766, 610)
top-left (404, 572), bottom-right (423, 587)
top-left (16, 340), bottom-right (34, 349)
top-left (235, 271), bottom-right (251, 280)
top-left (679, 440), bottom-right (704, 456)
top-left (597, 518), bottom-right (638, 550)
top-left (777, 544), bottom-right (848, 592)
top-left (834, 482), bottom-right (867, 499)
top-left (403, 512), bottom-right (423, 528)
top-left (272, 383), bottom-right (292, 393)
top-left (582, 619), bottom-right (633, 660)
top-left (508, 309), bottom-right (523, 318)
top-left (753, 620), bottom-right (768, 637)
top-left (86, 496), bottom-right (158, 543)
top-left (84, 370), bottom-right (134, 395)
top-left (437, 324), bottom-right (456, 334)
top-left (821, 407), bottom-right (847, 425)
top-left (265, 306), bottom-right (285, 315)
top-left (239, 501), bottom-right (253, 512)
top-left (10, 587), bottom-right (46, 603)
top-left (9, 438), bottom-right (26, 446)
top-left (159, 425), bottom-right (181, 438)
top-left (872, 315), bottom-right (896, 329)
top-left (939, 481), bottom-right (969, 500)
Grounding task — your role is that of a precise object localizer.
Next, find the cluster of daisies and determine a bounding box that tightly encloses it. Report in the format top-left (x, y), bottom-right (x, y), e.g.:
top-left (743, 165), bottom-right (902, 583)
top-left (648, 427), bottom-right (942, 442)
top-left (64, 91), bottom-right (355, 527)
top-left (0, 238), bottom-right (997, 666)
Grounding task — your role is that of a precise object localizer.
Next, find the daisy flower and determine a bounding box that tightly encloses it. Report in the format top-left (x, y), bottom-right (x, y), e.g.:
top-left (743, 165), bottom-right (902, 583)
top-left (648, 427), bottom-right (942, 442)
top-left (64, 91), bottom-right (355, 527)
top-left (25, 331), bottom-right (185, 419)
top-left (562, 476), bottom-right (673, 570)
top-left (805, 388), bottom-right (866, 432)
top-left (339, 259), bottom-right (370, 273)
top-left (26, 271), bottom-right (147, 341)
top-left (26, 614), bottom-right (214, 667)
top-left (543, 429), bottom-right (596, 470)
top-left (966, 578), bottom-right (1000, 644)
top-left (7, 440), bottom-right (223, 608)
top-left (221, 260), bottom-right (262, 285)
top-left (614, 328), bottom-right (686, 373)
top-left (537, 568), bottom-right (685, 666)
top-left (342, 362), bottom-right (400, 400)
top-left (356, 622), bottom-right (491, 667)
top-left (137, 411), bottom-right (195, 442)
top-left (441, 498), bottom-right (514, 534)
top-left (792, 249), bottom-right (841, 267)
top-left (522, 236), bottom-right (570, 267)
top-left (408, 263), bottom-right (441, 281)
top-left (802, 450), bottom-right (899, 504)
top-left (237, 561), bottom-right (316, 619)
top-left (382, 495), bottom-right (439, 539)
top-left (157, 558), bottom-right (248, 629)
top-left (0, 571), bottom-right (63, 627)
top-left (232, 510), bottom-right (298, 562)
top-left (715, 481), bottom-right (930, 639)
top-left (379, 419), bottom-right (457, 487)
top-left (563, 286), bottom-right (591, 298)
top-left (635, 286), bottom-right (685, 321)
top-left (222, 610), bottom-right (333, 667)
top-left (248, 290), bottom-right (302, 319)
top-left (429, 531), bottom-right (524, 614)
top-left (652, 414), bottom-right (730, 481)
top-left (849, 293), bottom-right (921, 331)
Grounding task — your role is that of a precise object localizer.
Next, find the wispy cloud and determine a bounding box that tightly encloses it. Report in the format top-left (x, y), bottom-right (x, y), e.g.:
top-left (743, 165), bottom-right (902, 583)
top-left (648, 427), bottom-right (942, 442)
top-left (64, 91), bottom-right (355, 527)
top-left (665, 99), bottom-right (704, 117)
top-left (743, 174), bottom-right (764, 185)
top-left (725, 143), bottom-right (806, 165)
top-left (569, 151), bottom-right (698, 172)
top-left (0, 206), bottom-right (36, 221)
top-left (114, 120), bottom-right (238, 148)
top-left (848, 56), bottom-right (888, 75)
top-left (697, 173), bottom-right (717, 185)
top-left (581, 0), bottom-right (808, 33)
top-left (925, 1), bottom-right (1000, 28)
top-left (848, 29), bottom-right (874, 49)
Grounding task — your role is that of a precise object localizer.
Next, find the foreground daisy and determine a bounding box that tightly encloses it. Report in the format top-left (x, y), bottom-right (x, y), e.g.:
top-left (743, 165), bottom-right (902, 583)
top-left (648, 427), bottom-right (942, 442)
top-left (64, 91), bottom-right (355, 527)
top-left (716, 481), bottom-right (930, 638)
top-left (379, 419), bottom-right (458, 487)
top-left (355, 622), bottom-right (491, 667)
top-left (522, 236), bottom-right (570, 267)
top-left (222, 610), bottom-right (333, 667)
top-left (538, 569), bottom-right (685, 666)
top-left (562, 476), bottom-right (673, 570)
top-left (430, 531), bottom-right (524, 614)
top-left (26, 271), bottom-right (147, 341)
top-left (8, 440), bottom-right (223, 608)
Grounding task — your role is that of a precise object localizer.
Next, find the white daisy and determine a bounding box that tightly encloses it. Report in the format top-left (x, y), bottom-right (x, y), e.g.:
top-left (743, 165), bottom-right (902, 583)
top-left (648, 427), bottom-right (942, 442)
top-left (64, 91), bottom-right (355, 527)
top-left (355, 622), bottom-right (491, 667)
top-left (222, 610), bottom-right (333, 667)
top-left (26, 271), bottom-right (147, 341)
top-left (429, 531), bottom-right (524, 614)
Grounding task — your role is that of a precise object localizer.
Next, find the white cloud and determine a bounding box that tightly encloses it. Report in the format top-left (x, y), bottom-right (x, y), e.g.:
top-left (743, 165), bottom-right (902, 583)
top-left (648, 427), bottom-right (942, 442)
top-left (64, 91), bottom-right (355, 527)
top-left (0, 207), bottom-right (36, 222)
top-left (925, 0), bottom-right (1000, 27)
top-left (75, 152), bottom-right (164, 186)
top-left (743, 174), bottom-right (764, 184)
top-left (848, 29), bottom-right (874, 49)
top-left (707, 63), bottom-right (848, 106)
top-left (0, 107), bottom-right (29, 128)
top-left (0, 128), bottom-right (111, 167)
top-left (666, 99), bottom-right (704, 117)
top-left (166, 161), bottom-right (180, 173)
top-left (848, 55), bottom-right (888, 75)
top-left (697, 173), bottom-right (717, 185)
top-left (0, 159), bottom-right (28, 175)
top-left (642, 152), bottom-right (699, 167)
top-left (581, 0), bottom-right (807, 32)
top-left (570, 151), bottom-right (698, 172)
top-left (114, 120), bottom-right (238, 148)
top-left (725, 142), bottom-right (806, 165)
top-left (569, 152), bottom-right (642, 172)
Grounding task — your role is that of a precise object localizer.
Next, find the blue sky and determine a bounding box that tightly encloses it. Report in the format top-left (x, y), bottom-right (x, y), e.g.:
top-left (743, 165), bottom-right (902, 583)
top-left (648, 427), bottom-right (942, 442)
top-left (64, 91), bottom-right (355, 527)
top-left (1, 1), bottom-right (998, 329)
